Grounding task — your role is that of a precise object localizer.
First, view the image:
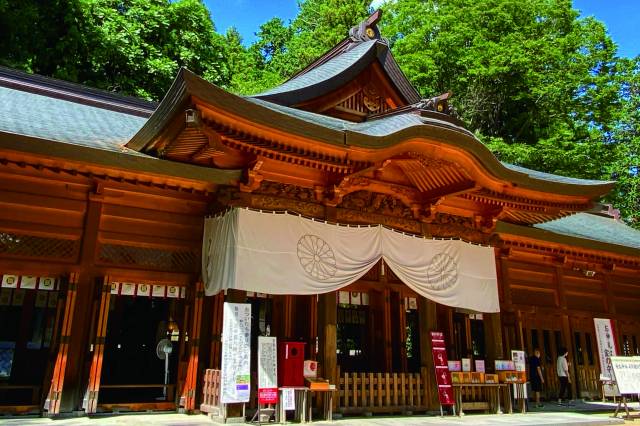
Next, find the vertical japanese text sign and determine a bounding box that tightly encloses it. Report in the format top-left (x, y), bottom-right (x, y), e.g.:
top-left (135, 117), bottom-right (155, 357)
top-left (221, 303), bottom-right (252, 403)
top-left (594, 318), bottom-right (618, 381)
top-left (258, 336), bottom-right (278, 404)
top-left (430, 331), bottom-right (454, 406)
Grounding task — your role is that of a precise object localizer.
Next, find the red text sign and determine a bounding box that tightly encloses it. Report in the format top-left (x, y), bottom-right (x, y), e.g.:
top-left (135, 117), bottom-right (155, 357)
top-left (258, 387), bottom-right (278, 404)
top-left (430, 331), bottom-right (454, 406)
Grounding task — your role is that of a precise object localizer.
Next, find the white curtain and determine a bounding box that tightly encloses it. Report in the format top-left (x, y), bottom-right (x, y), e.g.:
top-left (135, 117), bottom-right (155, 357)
top-left (203, 208), bottom-right (499, 313)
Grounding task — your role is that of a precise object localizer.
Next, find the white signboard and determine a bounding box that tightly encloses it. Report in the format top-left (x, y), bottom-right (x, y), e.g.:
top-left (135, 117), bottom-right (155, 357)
top-left (221, 303), bottom-right (252, 403)
top-left (281, 388), bottom-right (296, 411)
top-left (511, 350), bottom-right (526, 372)
top-left (594, 318), bottom-right (618, 381)
top-left (258, 336), bottom-right (277, 389)
top-left (258, 336), bottom-right (278, 404)
top-left (610, 356), bottom-right (640, 395)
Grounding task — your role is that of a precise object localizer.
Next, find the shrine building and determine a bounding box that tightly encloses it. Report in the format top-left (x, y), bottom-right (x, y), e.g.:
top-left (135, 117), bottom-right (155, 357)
top-left (0, 10), bottom-right (639, 417)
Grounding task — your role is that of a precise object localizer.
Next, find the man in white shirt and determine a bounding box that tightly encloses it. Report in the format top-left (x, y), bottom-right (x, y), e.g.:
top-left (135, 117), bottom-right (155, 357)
top-left (556, 347), bottom-right (573, 405)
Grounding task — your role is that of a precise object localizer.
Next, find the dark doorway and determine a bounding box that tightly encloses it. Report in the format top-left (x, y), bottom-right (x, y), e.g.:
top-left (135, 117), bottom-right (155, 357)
top-left (99, 296), bottom-right (181, 403)
top-left (0, 286), bottom-right (59, 407)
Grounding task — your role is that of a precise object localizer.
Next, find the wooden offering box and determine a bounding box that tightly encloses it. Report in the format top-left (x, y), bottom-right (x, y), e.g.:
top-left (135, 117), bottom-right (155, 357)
top-left (470, 372), bottom-right (485, 384)
top-left (484, 374), bottom-right (499, 384)
top-left (451, 372), bottom-right (463, 384)
top-left (498, 371), bottom-right (526, 383)
top-left (306, 377), bottom-right (330, 390)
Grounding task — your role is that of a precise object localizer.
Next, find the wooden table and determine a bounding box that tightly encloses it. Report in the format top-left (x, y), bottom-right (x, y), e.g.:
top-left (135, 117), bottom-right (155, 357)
top-left (276, 387), bottom-right (308, 424)
top-left (276, 386), bottom-right (336, 423)
top-left (452, 383), bottom-right (512, 417)
top-left (305, 388), bottom-right (335, 422)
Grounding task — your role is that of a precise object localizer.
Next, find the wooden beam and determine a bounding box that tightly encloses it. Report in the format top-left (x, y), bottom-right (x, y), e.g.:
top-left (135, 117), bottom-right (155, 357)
top-left (417, 297), bottom-right (439, 410)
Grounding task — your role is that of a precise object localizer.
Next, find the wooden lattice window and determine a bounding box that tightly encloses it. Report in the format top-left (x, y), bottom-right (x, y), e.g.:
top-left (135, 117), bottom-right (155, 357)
top-left (98, 243), bottom-right (198, 272)
top-left (0, 232), bottom-right (78, 261)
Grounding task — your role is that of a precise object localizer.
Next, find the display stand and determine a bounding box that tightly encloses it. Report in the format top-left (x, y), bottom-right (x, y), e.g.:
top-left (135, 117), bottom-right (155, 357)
top-left (250, 404), bottom-right (276, 424)
top-left (608, 356), bottom-right (640, 421)
top-left (217, 403), bottom-right (246, 424)
top-left (612, 396), bottom-right (631, 419)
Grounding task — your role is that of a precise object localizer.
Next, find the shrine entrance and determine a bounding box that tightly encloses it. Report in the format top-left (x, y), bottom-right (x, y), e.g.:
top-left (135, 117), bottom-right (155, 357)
top-left (84, 278), bottom-right (187, 413)
top-left (0, 275), bottom-right (64, 414)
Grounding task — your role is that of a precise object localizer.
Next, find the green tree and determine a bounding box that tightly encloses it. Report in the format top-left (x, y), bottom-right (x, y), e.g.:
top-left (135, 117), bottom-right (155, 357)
top-left (382, 0), bottom-right (638, 226)
top-left (0, 0), bottom-right (230, 100)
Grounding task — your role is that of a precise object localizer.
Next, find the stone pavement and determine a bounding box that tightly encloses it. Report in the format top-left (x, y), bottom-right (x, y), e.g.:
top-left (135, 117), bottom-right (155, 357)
top-left (0, 410), bottom-right (628, 426)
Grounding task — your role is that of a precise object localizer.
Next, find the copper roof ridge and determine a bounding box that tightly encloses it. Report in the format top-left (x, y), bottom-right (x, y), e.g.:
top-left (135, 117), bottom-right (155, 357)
top-left (0, 65), bottom-right (157, 117)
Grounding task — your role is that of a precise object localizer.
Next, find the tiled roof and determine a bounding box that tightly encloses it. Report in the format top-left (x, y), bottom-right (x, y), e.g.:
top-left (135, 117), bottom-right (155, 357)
top-left (256, 40), bottom-right (378, 97)
top-left (0, 86), bottom-right (148, 156)
top-left (535, 213), bottom-right (640, 250)
top-left (503, 164), bottom-right (607, 186)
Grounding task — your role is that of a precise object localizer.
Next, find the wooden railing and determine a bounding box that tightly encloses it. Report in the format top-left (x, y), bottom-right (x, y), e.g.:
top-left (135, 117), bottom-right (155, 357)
top-left (200, 369), bottom-right (221, 415)
top-left (337, 368), bottom-right (431, 414)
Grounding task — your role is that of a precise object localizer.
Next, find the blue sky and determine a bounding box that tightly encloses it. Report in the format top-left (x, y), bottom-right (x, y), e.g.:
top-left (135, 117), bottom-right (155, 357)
top-left (205, 0), bottom-right (639, 58)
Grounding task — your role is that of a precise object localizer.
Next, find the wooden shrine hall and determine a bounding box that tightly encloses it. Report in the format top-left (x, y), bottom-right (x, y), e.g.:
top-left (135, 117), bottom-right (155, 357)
top-left (0, 10), bottom-right (639, 417)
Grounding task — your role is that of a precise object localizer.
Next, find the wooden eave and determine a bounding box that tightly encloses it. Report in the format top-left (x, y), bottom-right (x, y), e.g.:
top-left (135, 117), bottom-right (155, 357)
top-left (0, 131), bottom-right (240, 194)
top-left (126, 69), bottom-right (613, 225)
top-left (292, 62), bottom-right (406, 121)
top-left (496, 221), bottom-right (640, 267)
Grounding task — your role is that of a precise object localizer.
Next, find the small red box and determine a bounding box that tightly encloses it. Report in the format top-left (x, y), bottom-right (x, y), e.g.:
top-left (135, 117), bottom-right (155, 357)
top-left (278, 341), bottom-right (306, 387)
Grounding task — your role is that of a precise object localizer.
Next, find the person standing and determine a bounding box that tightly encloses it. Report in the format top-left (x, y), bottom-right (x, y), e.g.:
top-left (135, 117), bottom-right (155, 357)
top-left (529, 349), bottom-right (544, 407)
top-left (556, 348), bottom-right (573, 405)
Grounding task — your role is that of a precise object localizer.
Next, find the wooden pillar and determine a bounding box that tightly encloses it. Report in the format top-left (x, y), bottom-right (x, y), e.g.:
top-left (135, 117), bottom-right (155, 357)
top-left (84, 277), bottom-right (112, 414)
top-left (209, 292), bottom-right (225, 369)
top-left (45, 273), bottom-right (79, 415)
top-left (317, 292), bottom-right (337, 388)
top-left (383, 288), bottom-right (392, 372)
top-left (418, 297), bottom-right (439, 409)
top-left (58, 190), bottom-right (103, 413)
top-left (181, 281), bottom-right (204, 412)
top-left (483, 312), bottom-right (504, 368)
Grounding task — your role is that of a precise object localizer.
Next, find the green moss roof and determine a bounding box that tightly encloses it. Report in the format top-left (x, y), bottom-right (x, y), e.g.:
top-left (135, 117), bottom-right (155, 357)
top-left (535, 213), bottom-right (640, 251)
top-left (0, 85), bottom-right (147, 156)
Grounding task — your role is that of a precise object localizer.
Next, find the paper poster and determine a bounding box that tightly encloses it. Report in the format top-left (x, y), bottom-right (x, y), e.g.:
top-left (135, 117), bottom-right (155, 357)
top-left (594, 318), bottom-right (618, 382)
top-left (511, 350), bottom-right (526, 372)
top-left (462, 358), bottom-right (471, 372)
top-left (610, 356), bottom-right (640, 395)
top-left (258, 336), bottom-right (278, 404)
top-left (430, 331), bottom-right (454, 406)
top-left (447, 361), bottom-right (461, 372)
top-left (475, 360), bottom-right (485, 373)
top-left (20, 276), bottom-right (37, 289)
top-left (221, 303), bottom-right (252, 403)
top-left (282, 388), bottom-right (295, 411)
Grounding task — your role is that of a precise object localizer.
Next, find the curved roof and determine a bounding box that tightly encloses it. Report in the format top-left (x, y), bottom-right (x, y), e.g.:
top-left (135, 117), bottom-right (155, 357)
top-left (253, 40), bottom-right (420, 105)
top-left (128, 69), bottom-right (614, 198)
top-left (256, 40), bottom-right (377, 98)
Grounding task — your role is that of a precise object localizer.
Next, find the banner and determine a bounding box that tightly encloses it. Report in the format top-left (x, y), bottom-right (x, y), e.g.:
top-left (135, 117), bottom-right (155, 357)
top-left (511, 350), bottom-right (526, 372)
top-left (220, 303), bottom-right (252, 403)
top-left (430, 331), bottom-right (455, 406)
top-left (258, 336), bottom-right (278, 404)
top-left (610, 356), bottom-right (640, 394)
top-left (203, 208), bottom-right (499, 312)
top-left (594, 318), bottom-right (618, 382)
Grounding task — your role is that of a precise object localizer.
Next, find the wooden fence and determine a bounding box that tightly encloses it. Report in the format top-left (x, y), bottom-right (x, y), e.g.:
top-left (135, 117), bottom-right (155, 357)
top-left (200, 369), bottom-right (221, 415)
top-left (337, 369), bottom-right (432, 414)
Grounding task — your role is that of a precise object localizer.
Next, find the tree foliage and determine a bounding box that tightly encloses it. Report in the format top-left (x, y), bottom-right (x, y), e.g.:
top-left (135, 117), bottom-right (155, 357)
top-left (381, 0), bottom-right (638, 226)
top-left (0, 0), bottom-right (229, 99)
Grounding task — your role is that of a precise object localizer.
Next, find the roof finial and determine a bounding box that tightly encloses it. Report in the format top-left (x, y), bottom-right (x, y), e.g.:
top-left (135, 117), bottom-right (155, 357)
top-left (349, 9), bottom-right (382, 43)
top-left (416, 92), bottom-right (457, 116)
